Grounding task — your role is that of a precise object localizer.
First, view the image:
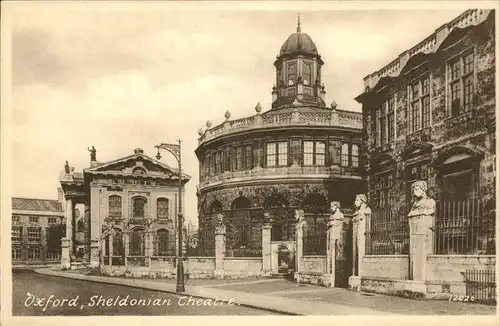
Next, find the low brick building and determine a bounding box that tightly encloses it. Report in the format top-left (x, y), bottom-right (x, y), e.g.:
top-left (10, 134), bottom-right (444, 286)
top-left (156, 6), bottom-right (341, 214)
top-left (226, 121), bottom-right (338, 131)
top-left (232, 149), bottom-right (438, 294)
top-left (11, 194), bottom-right (65, 267)
top-left (354, 9), bottom-right (496, 300)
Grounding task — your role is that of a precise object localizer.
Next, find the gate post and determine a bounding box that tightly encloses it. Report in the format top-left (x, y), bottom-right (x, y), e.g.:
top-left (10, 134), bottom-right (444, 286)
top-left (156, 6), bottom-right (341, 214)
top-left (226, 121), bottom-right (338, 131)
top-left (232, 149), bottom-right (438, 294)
top-left (349, 194), bottom-right (371, 291)
top-left (214, 213), bottom-right (226, 279)
top-left (326, 201), bottom-right (344, 287)
top-left (408, 181), bottom-right (435, 295)
top-left (262, 213), bottom-right (272, 276)
top-left (294, 210), bottom-right (305, 282)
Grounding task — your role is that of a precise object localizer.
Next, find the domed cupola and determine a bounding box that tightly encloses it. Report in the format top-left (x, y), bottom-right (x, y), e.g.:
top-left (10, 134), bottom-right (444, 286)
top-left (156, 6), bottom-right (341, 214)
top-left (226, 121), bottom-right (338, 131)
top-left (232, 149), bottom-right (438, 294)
top-left (278, 20), bottom-right (319, 57)
top-left (271, 15), bottom-right (327, 110)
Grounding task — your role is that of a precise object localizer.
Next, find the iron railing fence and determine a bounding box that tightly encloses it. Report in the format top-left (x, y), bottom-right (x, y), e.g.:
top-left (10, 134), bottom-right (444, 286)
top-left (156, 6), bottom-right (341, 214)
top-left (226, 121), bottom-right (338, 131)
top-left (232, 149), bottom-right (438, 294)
top-left (366, 207), bottom-right (409, 255)
top-left (188, 228), bottom-right (215, 257)
top-left (435, 198), bottom-right (496, 255)
top-left (303, 213), bottom-right (328, 255)
top-left (465, 269), bottom-right (496, 305)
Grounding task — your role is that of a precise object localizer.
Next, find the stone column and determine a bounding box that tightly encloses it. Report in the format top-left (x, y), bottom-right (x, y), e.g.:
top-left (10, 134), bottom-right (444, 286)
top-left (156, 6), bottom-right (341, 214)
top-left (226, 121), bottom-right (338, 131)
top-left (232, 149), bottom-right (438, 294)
top-left (61, 197), bottom-right (73, 268)
top-left (294, 210), bottom-right (305, 282)
top-left (214, 214), bottom-right (226, 279)
top-left (261, 215), bottom-right (272, 276)
top-left (90, 239), bottom-right (100, 268)
top-left (61, 238), bottom-right (71, 269)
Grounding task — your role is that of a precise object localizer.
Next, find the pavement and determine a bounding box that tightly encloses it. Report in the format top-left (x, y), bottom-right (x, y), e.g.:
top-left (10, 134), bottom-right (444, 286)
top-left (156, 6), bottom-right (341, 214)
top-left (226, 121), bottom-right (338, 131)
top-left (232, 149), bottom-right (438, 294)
top-left (34, 268), bottom-right (497, 316)
top-left (13, 270), bottom-right (272, 316)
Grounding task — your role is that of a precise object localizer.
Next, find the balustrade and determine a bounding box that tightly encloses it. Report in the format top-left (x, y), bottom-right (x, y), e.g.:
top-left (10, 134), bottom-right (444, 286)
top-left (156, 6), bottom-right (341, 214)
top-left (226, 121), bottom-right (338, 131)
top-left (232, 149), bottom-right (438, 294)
top-left (199, 110), bottom-right (362, 144)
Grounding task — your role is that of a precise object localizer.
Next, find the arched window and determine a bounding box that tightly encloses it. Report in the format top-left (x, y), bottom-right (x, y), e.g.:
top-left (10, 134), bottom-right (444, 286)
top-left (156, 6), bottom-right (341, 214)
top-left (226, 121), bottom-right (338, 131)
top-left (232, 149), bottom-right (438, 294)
top-left (231, 197), bottom-right (250, 210)
top-left (209, 201), bottom-right (222, 215)
top-left (109, 195), bottom-right (122, 217)
top-left (130, 228), bottom-right (145, 256)
top-left (157, 198), bottom-right (169, 220)
top-left (155, 229), bottom-right (173, 256)
top-left (133, 197), bottom-right (147, 218)
top-left (133, 167), bottom-right (146, 175)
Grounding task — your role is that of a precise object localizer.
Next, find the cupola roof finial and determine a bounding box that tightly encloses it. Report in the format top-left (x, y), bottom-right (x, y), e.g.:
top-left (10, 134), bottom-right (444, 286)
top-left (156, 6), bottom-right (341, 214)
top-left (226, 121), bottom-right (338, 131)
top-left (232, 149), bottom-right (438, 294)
top-left (297, 13), bottom-right (302, 32)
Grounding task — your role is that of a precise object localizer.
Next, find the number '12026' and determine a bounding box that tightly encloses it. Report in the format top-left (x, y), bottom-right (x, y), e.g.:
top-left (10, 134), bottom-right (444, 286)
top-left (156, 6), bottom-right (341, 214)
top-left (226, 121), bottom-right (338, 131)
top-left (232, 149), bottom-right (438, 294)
top-left (449, 295), bottom-right (475, 302)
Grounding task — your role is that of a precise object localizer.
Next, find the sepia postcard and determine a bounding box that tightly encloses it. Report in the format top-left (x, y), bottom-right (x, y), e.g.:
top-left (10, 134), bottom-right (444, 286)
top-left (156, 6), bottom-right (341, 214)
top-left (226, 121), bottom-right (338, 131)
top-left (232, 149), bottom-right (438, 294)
top-left (1, 1), bottom-right (499, 326)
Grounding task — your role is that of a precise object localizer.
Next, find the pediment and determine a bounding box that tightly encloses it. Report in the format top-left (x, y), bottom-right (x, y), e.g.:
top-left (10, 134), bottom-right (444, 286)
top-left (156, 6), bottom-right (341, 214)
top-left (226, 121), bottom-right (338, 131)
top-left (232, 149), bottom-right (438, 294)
top-left (401, 142), bottom-right (433, 160)
top-left (84, 153), bottom-right (190, 181)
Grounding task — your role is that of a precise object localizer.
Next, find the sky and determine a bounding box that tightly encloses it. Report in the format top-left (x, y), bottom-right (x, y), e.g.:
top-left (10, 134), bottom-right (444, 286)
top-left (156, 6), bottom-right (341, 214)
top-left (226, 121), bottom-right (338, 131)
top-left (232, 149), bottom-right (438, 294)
top-left (7, 2), bottom-right (466, 225)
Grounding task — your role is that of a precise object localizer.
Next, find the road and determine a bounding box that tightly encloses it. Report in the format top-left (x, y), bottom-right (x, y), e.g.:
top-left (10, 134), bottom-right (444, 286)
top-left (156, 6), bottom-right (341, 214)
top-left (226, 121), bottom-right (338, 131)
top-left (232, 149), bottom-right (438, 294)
top-left (12, 270), bottom-right (278, 316)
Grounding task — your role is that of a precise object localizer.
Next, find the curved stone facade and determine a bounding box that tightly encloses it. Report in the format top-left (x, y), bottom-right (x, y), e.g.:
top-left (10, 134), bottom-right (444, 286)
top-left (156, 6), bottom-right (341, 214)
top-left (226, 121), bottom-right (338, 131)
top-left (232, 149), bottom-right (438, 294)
top-left (195, 21), bottom-right (364, 266)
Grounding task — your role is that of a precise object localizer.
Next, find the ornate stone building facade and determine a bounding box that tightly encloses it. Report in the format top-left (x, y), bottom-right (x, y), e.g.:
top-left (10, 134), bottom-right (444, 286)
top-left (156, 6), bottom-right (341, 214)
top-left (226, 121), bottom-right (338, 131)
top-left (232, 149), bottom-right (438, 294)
top-left (353, 9), bottom-right (495, 299)
top-left (195, 20), bottom-right (363, 275)
top-left (59, 148), bottom-right (190, 270)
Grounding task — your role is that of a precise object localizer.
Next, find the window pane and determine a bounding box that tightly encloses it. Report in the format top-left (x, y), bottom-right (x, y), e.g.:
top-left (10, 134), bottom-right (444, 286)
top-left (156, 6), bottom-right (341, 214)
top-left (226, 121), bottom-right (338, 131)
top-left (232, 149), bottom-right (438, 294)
top-left (316, 141), bottom-right (325, 153)
top-left (380, 117), bottom-right (386, 145)
top-left (411, 101), bottom-right (421, 132)
top-left (422, 96), bottom-right (431, 128)
top-left (451, 59), bottom-right (461, 80)
top-left (464, 75), bottom-right (474, 111)
top-left (287, 62), bottom-right (296, 85)
top-left (451, 81), bottom-right (462, 116)
top-left (411, 82), bottom-right (419, 100)
top-left (267, 143), bottom-right (276, 167)
top-left (109, 195), bottom-right (122, 217)
top-left (157, 198), bottom-right (169, 219)
top-left (133, 198), bottom-right (146, 218)
top-left (352, 144), bottom-right (359, 168)
top-left (245, 146), bottom-right (253, 170)
top-left (387, 112), bottom-right (394, 142)
top-left (303, 141), bottom-right (313, 166)
top-left (341, 143), bottom-right (349, 167)
top-left (464, 52), bottom-right (474, 74)
top-left (422, 77), bottom-right (430, 95)
top-left (236, 147), bottom-right (244, 170)
top-left (278, 142), bottom-right (288, 166)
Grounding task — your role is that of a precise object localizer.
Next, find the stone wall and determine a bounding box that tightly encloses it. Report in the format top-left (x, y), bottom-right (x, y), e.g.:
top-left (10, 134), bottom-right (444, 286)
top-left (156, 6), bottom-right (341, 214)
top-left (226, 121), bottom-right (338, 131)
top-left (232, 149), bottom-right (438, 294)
top-left (186, 257), bottom-right (216, 278)
top-left (222, 257), bottom-right (263, 277)
top-left (301, 255), bottom-right (326, 274)
top-left (362, 255), bottom-right (409, 280)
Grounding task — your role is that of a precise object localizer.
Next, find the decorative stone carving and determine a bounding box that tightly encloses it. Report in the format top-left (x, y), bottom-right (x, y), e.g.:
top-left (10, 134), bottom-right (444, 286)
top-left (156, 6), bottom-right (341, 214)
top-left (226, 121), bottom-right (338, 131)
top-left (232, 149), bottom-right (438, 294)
top-left (64, 161), bottom-right (70, 174)
top-left (353, 194), bottom-right (371, 224)
top-left (263, 212), bottom-right (272, 224)
top-left (215, 213), bottom-right (226, 235)
top-left (328, 201), bottom-right (344, 229)
top-left (87, 146), bottom-right (97, 162)
top-left (294, 209), bottom-right (305, 227)
top-left (408, 181), bottom-right (436, 218)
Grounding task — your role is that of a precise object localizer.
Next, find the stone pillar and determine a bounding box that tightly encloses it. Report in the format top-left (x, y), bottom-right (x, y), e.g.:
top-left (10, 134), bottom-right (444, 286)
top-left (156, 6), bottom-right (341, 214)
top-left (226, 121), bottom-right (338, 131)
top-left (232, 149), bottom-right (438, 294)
top-left (214, 214), bottom-right (226, 278)
top-left (145, 230), bottom-right (154, 267)
top-left (294, 210), bottom-right (305, 282)
top-left (349, 194), bottom-right (371, 292)
top-left (61, 197), bottom-right (73, 268)
top-left (326, 203), bottom-right (344, 288)
top-left (123, 230), bottom-right (130, 266)
top-left (407, 181), bottom-right (435, 295)
top-left (61, 239), bottom-right (71, 269)
top-left (90, 239), bottom-right (99, 268)
top-left (108, 233), bottom-right (113, 266)
top-left (262, 216), bottom-right (272, 275)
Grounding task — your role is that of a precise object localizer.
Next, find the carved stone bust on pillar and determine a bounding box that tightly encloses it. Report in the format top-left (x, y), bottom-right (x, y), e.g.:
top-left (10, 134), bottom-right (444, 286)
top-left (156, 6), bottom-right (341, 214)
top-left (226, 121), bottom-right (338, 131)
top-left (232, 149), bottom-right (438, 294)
top-left (408, 181), bottom-right (436, 219)
top-left (328, 201), bottom-right (344, 239)
top-left (353, 194), bottom-right (371, 278)
top-left (215, 213), bottom-right (226, 235)
top-left (294, 209), bottom-right (305, 228)
top-left (353, 194), bottom-right (371, 224)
